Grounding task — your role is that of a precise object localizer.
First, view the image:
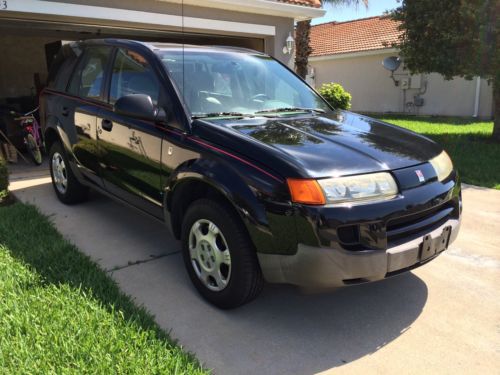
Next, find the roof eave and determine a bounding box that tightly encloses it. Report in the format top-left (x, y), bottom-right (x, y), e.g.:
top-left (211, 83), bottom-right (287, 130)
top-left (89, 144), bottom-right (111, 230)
top-left (310, 47), bottom-right (399, 61)
top-left (161, 0), bottom-right (326, 21)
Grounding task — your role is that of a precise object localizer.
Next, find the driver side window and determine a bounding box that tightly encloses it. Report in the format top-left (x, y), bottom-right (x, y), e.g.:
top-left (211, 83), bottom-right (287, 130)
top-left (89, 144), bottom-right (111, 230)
top-left (109, 48), bottom-right (160, 105)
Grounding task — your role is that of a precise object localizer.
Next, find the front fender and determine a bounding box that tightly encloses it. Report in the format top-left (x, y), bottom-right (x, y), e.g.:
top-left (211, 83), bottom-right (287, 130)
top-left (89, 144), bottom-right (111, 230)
top-left (165, 157), bottom-right (298, 255)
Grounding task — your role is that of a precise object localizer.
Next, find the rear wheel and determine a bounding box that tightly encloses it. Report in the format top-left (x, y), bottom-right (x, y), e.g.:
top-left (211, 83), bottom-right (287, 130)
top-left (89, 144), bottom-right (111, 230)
top-left (49, 142), bottom-right (88, 204)
top-left (181, 199), bottom-right (263, 309)
top-left (25, 134), bottom-right (42, 165)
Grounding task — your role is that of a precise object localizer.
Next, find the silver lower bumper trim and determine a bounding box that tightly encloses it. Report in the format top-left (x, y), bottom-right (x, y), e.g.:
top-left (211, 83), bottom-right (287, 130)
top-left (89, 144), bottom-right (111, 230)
top-left (258, 218), bottom-right (461, 287)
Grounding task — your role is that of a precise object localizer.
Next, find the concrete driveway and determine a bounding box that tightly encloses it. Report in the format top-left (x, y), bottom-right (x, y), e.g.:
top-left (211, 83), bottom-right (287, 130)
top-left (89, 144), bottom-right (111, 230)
top-left (8, 162), bottom-right (500, 374)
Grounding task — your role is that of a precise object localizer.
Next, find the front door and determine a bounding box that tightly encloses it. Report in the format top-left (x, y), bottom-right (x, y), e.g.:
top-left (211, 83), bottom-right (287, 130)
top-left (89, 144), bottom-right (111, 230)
top-left (97, 47), bottom-right (165, 218)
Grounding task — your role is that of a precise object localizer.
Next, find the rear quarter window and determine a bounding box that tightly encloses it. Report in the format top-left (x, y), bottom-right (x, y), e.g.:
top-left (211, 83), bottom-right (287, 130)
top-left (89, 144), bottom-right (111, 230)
top-left (68, 46), bottom-right (112, 100)
top-left (47, 43), bottom-right (82, 92)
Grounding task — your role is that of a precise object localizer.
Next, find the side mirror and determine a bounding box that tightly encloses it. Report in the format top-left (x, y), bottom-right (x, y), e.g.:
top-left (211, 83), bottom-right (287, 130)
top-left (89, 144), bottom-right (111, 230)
top-left (114, 94), bottom-right (156, 121)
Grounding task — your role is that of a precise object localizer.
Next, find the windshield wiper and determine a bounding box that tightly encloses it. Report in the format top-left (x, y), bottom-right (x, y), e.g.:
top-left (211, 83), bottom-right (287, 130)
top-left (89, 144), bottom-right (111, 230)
top-left (255, 107), bottom-right (326, 115)
top-left (192, 112), bottom-right (254, 119)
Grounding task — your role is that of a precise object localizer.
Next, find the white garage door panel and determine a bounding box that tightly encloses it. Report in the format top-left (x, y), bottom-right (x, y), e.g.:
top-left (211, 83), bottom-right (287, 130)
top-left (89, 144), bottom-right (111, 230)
top-left (0, 0), bottom-right (276, 36)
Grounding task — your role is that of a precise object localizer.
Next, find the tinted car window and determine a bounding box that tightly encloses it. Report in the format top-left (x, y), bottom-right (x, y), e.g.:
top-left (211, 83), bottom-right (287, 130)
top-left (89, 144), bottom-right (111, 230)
top-left (47, 43), bottom-right (83, 92)
top-left (53, 56), bottom-right (77, 92)
top-left (68, 46), bottom-right (111, 99)
top-left (109, 48), bottom-right (160, 105)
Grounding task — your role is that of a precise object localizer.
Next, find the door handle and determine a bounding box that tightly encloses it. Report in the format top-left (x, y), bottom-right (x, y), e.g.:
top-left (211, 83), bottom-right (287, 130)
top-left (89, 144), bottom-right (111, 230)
top-left (61, 107), bottom-right (70, 117)
top-left (101, 119), bottom-right (113, 132)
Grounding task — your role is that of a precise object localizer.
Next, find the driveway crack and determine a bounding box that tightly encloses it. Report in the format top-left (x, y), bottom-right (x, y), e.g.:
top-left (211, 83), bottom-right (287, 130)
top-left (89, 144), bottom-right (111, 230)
top-left (106, 251), bottom-right (181, 273)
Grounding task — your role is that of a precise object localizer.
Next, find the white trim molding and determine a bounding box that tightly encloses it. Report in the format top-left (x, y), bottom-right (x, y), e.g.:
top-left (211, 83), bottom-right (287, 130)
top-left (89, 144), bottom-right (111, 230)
top-left (310, 48), bottom-right (399, 62)
top-left (1, 0), bottom-right (277, 36)
top-left (162, 0), bottom-right (326, 21)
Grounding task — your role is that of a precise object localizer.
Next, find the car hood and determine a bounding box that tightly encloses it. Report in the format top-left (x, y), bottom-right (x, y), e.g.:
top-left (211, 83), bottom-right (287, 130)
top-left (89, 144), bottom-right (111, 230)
top-left (198, 111), bottom-right (443, 178)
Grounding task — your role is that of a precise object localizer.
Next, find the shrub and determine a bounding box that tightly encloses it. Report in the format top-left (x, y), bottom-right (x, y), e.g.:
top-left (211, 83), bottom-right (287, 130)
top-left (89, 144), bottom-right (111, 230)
top-left (0, 156), bottom-right (8, 194)
top-left (318, 83), bottom-right (352, 110)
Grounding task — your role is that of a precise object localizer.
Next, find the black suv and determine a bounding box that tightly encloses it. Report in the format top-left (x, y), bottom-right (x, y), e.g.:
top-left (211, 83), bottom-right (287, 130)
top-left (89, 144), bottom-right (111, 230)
top-left (41, 39), bottom-right (461, 308)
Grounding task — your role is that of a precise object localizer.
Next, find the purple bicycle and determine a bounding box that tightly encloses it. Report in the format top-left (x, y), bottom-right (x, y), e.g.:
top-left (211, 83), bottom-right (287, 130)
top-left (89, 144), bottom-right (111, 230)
top-left (12, 107), bottom-right (43, 165)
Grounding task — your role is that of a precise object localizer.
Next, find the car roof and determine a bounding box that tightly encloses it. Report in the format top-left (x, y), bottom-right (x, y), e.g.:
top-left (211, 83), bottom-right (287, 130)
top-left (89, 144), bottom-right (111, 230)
top-left (78, 38), bottom-right (265, 56)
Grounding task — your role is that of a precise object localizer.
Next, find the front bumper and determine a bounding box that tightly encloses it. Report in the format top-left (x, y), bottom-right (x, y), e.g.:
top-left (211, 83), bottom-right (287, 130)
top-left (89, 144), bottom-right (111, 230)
top-left (258, 217), bottom-right (460, 287)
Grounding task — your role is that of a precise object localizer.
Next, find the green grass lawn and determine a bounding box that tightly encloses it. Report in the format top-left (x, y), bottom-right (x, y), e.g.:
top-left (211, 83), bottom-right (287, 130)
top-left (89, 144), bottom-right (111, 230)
top-left (0, 203), bottom-right (207, 374)
top-left (376, 116), bottom-right (500, 190)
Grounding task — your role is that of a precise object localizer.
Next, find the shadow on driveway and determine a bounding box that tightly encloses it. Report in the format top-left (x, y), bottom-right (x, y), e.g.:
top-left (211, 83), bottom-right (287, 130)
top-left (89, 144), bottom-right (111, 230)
top-left (9, 179), bottom-right (428, 374)
top-left (231, 273), bottom-right (427, 374)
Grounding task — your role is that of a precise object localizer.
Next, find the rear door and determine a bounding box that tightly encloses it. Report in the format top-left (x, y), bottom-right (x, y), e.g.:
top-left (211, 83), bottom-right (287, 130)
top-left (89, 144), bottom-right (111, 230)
top-left (97, 47), bottom-right (165, 217)
top-left (67, 45), bottom-right (113, 188)
top-left (42, 43), bottom-right (80, 148)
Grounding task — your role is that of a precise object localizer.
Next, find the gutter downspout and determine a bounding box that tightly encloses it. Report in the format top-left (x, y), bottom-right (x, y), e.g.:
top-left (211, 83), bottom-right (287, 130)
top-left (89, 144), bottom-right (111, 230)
top-left (473, 76), bottom-right (481, 118)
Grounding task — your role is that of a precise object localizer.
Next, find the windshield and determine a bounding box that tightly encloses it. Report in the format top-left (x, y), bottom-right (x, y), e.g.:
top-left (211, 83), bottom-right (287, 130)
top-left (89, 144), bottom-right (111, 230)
top-left (155, 49), bottom-right (332, 118)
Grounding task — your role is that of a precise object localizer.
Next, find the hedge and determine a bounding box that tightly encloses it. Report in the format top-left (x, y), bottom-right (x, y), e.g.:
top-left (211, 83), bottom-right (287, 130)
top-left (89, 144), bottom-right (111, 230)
top-left (318, 83), bottom-right (352, 110)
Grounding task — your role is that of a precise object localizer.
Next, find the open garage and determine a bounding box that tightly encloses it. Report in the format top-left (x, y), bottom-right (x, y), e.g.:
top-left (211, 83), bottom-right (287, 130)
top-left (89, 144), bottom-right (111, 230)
top-left (0, 0), bottom-right (322, 154)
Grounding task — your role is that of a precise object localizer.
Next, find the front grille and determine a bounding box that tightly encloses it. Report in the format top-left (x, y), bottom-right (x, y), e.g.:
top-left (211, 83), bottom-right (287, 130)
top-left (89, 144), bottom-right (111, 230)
top-left (386, 202), bottom-right (456, 244)
top-left (335, 199), bottom-right (459, 251)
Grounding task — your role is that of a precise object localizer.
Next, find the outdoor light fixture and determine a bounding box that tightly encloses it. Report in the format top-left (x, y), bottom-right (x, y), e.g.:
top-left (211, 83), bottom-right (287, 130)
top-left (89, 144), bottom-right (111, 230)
top-left (283, 32), bottom-right (295, 54)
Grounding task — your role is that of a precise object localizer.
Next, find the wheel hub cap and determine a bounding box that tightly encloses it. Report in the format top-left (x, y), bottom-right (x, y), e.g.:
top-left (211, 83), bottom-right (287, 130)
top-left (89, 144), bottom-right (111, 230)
top-left (189, 219), bottom-right (231, 292)
top-left (52, 152), bottom-right (68, 194)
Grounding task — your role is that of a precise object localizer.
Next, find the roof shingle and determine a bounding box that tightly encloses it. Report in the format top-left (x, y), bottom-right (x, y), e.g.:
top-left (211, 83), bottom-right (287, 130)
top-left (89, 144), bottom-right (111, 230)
top-left (278, 0), bottom-right (321, 8)
top-left (310, 16), bottom-right (402, 57)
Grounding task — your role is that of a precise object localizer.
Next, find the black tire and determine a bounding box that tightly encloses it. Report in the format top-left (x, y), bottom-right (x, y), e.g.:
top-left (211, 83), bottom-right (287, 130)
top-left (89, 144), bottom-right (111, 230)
top-left (26, 134), bottom-right (42, 165)
top-left (49, 141), bottom-right (89, 205)
top-left (181, 198), bottom-right (264, 309)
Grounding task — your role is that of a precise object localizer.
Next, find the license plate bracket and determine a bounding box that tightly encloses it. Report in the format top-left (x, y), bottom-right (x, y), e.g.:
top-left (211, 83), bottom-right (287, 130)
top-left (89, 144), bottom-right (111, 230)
top-left (419, 226), bottom-right (452, 261)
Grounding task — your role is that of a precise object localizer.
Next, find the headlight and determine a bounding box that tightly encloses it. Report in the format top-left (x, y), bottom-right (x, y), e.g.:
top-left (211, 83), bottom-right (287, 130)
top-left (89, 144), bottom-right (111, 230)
top-left (429, 151), bottom-right (453, 181)
top-left (317, 172), bottom-right (398, 204)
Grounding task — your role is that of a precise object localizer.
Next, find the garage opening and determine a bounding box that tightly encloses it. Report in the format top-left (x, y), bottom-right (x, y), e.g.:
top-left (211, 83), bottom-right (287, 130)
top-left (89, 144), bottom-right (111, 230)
top-left (0, 18), bottom-right (264, 153)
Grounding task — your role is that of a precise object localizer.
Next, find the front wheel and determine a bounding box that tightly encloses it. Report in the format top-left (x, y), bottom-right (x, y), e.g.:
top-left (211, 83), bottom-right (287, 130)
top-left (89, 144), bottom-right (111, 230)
top-left (25, 134), bottom-right (42, 165)
top-left (181, 199), bottom-right (264, 309)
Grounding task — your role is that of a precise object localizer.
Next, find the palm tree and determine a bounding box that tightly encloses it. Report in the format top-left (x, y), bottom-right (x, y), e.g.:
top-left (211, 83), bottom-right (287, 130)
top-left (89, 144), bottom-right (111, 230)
top-left (295, 0), bottom-right (368, 79)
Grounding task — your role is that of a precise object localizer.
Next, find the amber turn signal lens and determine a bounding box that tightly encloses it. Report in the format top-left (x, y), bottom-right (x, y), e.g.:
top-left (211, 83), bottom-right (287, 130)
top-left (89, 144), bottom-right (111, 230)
top-left (287, 179), bottom-right (326, 205)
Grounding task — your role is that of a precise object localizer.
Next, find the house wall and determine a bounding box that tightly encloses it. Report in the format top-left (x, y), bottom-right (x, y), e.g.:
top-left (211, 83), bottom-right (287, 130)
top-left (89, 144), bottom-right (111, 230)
top-left (310, 51), bottom-right (494, 118)
top-left (70, 0), bottom-right (295, 65)
top-left (3, 0), bottom-right (295, 66)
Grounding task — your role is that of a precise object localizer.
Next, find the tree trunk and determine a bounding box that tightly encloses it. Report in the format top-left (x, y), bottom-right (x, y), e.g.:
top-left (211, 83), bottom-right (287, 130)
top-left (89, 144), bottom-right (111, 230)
top-left (492, 79), bottom-right (500, 141)
top-left (295, 20), bottom-right (312, 79)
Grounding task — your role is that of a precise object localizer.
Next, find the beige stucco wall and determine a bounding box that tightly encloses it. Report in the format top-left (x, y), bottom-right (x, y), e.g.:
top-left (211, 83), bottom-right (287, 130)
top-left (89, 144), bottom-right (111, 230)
top-left (86, 0), bottom-right (295, 65)
top-left (4, 0), bottom-right (294, 66)
top-left (310, 51), bottom-right (494, 118)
